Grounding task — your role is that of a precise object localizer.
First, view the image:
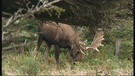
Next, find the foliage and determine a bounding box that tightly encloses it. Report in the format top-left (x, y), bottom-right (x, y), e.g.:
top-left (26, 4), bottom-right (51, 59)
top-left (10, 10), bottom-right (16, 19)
top-left (2, 0), bottom-right (133, 75)
top-left (19, 56), bottom-right (40, 75)
top-left (2, 0), bottom-right (133, 28)
top-left (2, 19), bottom-right (133, 74)
top-left (38, 6), bottom-right (65, 18)
top-left (109, 19), bottom-right (133, 60)
top-left (2, 46), bottom-right (133, 75)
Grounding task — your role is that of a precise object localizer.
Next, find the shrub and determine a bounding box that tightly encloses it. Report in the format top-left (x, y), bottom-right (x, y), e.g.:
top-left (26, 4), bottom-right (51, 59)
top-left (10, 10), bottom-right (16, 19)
top-left (19, 56), bottom-right (40, 75)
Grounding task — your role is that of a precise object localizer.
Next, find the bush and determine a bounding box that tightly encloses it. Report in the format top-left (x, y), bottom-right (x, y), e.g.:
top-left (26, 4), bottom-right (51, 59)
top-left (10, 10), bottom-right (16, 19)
top-left (19, 54), bottom-right (40, 75)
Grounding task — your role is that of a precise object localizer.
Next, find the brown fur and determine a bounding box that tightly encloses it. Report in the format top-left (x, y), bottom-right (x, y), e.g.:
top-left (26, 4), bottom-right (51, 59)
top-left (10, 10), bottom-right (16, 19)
top-left (34, 21), bottom-right (83, 64)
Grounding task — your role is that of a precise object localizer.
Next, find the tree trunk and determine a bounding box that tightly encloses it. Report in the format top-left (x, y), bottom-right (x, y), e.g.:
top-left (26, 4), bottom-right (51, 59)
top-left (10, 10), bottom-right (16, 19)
top-left (115, 38), bottom-right (121, 58)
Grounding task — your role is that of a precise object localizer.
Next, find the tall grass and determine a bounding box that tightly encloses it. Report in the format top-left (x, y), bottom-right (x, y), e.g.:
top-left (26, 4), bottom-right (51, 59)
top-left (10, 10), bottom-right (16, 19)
top-left (2, 44), bottom-right (133, 75)
top-left (2, 18), bottom-right (133, 75)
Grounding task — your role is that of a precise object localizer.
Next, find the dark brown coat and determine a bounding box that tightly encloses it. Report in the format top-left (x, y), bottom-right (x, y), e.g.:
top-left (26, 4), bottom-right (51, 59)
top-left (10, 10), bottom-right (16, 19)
top-left (34, 21), bottom-right (83, 64)
top-left (34, 21), bottom-right (104, 64)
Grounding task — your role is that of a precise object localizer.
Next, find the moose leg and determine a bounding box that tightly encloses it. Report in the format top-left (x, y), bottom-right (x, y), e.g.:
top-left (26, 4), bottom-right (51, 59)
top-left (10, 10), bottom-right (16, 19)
top-left (55, 45), bottom-right (60, 64)
top-left (34, 34), bottom-right (43, 59)
top-left (70, 49), bottom-right (76, 65)
top-left (44, 43), bottom-right (51, 64)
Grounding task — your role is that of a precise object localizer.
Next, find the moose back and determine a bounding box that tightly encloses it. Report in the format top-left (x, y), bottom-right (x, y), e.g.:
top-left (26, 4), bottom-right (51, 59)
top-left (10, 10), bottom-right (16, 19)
top-left (34, 21), bottom-right (104, 64)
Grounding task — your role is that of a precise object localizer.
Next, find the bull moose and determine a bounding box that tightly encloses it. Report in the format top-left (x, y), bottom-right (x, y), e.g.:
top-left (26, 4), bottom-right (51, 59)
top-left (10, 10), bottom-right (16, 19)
top-left (34, 21), bottom-right (104, 64)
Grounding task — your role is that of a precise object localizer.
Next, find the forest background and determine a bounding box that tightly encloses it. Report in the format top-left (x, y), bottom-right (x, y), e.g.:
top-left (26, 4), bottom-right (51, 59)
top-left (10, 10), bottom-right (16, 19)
top-left (2, 0), bottom-right (133, 75)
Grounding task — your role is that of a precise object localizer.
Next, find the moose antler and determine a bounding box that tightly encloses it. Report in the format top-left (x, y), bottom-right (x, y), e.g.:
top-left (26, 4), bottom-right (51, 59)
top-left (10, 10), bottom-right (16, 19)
top-left (86, 28), bottom-right (104, 52)
top-left (78, 28), bottom-right (104, 55)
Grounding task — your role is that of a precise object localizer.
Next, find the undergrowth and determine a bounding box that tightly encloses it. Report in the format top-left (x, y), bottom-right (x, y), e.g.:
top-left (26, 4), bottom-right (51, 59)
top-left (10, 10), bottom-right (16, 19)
top-left (2, 18), bottom-right (133, 76)
top-left (2, 45), bottom-right (133, 75)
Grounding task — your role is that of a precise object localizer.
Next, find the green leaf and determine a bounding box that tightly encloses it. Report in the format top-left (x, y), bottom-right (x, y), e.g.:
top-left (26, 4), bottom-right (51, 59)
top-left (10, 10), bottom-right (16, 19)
top-left (17, 30), bottom-right (31, 38)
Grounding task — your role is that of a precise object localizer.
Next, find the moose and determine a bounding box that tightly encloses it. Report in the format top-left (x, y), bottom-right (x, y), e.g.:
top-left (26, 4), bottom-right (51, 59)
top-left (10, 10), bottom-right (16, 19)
top-left (34, 21), bottom-right (104, 64)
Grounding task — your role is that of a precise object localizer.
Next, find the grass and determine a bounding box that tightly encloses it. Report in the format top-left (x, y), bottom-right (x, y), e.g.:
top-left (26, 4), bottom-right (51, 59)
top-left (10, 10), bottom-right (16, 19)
top-left (2, 45), bottom-right (133, 75)
top-left (2, 18), bottom-right (133, 75)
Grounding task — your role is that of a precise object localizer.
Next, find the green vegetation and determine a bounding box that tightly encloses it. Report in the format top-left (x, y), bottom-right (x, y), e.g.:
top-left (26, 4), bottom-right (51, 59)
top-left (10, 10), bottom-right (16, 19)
top-left (2, 45), bottom-right (133, 75)
top-left (2, 0), bottom-right (133, 75)
top-left (2, 18), bottom-right (133, 75)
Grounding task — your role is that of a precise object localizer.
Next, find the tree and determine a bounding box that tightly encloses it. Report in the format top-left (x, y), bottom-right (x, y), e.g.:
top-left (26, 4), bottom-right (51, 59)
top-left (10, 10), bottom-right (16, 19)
top-left (2, 0), bottom-right (133, 27)
top-left (2, 0), bottom-right (133, 50)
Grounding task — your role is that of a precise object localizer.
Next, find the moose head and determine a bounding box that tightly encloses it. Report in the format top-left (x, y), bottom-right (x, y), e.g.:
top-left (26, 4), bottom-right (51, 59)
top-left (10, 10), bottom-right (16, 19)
top-left (34, 21), bottom-right (104, 64)
top-left (71, 28), bottom-right (104, 62)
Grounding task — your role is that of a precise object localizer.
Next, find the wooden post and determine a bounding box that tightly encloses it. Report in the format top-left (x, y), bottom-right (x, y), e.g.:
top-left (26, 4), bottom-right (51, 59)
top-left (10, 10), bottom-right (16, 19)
top-left (115, 39), bottom-right (121, 58)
